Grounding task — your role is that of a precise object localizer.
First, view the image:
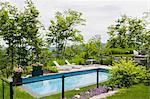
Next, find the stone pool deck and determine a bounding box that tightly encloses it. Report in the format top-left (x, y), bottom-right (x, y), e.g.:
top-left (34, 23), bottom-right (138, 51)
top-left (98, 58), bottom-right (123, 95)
top-left (59, 64), bottom-right (111, 73)
top-left (23, 64), bottom-right (110, 78)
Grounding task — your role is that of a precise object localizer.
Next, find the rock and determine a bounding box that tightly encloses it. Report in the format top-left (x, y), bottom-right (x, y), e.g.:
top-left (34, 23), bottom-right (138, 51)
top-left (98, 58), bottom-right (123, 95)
top-left (74, 95), bottom-right (80, 99)
top-left (85, 91), bottom-right (90, 94)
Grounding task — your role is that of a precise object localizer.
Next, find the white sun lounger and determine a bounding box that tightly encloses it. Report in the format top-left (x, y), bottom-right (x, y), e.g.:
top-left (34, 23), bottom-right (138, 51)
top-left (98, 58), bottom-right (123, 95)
top-left (53, 61), bottom-right (72, 71)
top-left (65, 60), bottom-right (82, 69)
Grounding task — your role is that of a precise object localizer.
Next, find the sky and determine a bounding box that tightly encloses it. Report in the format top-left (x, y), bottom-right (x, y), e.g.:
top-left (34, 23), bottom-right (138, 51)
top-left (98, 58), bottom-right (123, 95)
top-left (0, 0), bottom-right (150, 44)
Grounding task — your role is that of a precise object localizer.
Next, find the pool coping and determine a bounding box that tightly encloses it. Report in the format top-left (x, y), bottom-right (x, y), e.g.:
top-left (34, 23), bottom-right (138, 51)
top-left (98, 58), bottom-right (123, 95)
top-left (22, 67), bottom-right (109, 84)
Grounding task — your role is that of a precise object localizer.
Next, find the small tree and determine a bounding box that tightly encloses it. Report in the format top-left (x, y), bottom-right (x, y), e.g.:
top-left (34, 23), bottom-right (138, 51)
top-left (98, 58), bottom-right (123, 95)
top-left (17, 0), bottom-right (42, 64)
top-left (83, 34), bottom-right (102, 60)
top-left (47, 9), bottom-right (85, 58)
top-left (0, 2), bottom-right (18, 71)
top-left (0, 0), bottom-right (43, 77)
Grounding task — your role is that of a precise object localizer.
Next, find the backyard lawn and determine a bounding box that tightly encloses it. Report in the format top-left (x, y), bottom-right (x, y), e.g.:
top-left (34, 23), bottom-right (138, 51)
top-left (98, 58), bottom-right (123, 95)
top-left (108, 84), bottom-right (150, 99)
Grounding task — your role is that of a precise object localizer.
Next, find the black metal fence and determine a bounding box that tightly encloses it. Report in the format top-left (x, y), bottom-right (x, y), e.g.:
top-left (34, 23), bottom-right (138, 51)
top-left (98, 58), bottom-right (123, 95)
top-left (1, 68), bottom-right (108, 99)
top-left (0, 78), bottom-right (12, 99)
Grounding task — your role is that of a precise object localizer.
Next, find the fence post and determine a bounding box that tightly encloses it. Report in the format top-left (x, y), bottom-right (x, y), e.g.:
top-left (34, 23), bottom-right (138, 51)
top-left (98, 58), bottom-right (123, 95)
top-left (97, 69), bottom-right (99, 88)
top-left (2, 79), bottom-right (4, 99)
top-left (10, 82), bottom-right (13, 99)
top-left (62, 75), bottom-right (65, 99)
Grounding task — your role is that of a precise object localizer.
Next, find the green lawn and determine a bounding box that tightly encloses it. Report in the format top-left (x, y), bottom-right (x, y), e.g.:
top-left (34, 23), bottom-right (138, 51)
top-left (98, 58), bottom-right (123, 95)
top-left (108, 84), bottom-right (150, 99)
top-left (0, 80), bottom-right (33, 99)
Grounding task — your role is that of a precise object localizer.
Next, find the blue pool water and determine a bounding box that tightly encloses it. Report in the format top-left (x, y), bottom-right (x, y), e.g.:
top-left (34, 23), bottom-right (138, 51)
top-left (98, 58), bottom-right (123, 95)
top-left (22, 70), bottom-right (109, 97)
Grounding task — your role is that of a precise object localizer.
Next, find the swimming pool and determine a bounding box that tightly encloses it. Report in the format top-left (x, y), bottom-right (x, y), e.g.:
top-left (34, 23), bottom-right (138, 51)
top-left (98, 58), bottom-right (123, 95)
top-left (22, 69), bottom-right (109, 97)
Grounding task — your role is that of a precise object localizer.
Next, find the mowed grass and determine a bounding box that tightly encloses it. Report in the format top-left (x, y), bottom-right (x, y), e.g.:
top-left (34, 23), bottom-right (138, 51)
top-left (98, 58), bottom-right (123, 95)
top-left (45, 84), bottom-right (98, 99)
top-left (108, 84), bottom-right (150, 99)
top-left (0, 80), bottom-right (33, 99)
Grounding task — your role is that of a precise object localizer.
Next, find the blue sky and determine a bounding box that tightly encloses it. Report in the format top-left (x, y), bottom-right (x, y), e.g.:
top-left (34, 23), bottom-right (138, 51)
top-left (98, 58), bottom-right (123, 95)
top-left (1, 0), bottom-right (150, 44)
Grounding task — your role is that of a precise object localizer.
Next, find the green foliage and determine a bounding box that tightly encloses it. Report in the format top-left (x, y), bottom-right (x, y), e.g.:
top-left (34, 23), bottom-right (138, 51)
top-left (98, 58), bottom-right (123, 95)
top-left (46, 61), bottom-right (55, 66)
top-left (25, 66), bottom-right (32, 75)
top-left (106, 48), bottom-right (134, 54)
top-left (39, 48), bottom-right (53, 66)
top-left (0, 0), bottom-right (43, 69)
top-left (55, 59), bottom-right (66, 65)
top-left (143, 68), bottom-right (150, 86)
top-left (0, 47), bottom-right (5, 70)
top-left (32, 66), bottom-right (42, 71)
top-left (0, 2), bottom-right (18, 68)
top-left (64, 44), bottom-right (83, 59)
top-left (141, 30), bottom-right (150, 67)
top-left (0, 0), bottom-right (43, 78)
top-left (106, 15), bottom-right (147, 49)
top-left (47, 9), bottom-right (85, 57)
top-left (109, 59), bottom-right (147, 88)
top-left (19, 0), bottom-right (43, 64)
top-left (82, 35), bottom-right (102, 60)
top-left (44, 66), bottom-right (58, 73)
top-left (71, 55), bottom-right (84, 65)
top-left (101, 58), bottom-right (113, 65)
top-left (0, 48), bottom-right (13, 78)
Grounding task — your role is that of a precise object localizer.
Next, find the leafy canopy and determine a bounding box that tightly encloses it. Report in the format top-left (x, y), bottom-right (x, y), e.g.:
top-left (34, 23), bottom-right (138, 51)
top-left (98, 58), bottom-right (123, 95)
top-left (106, 15), bottom-right (147, 49)
top-left (47, 9), bottom-right (85, 56)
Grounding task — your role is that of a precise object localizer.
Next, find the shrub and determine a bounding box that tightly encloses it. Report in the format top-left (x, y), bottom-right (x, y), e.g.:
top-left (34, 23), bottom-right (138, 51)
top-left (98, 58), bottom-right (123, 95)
top-left (47, 61), bottom-right (55, 66)
top-left (21, 66), bottom-right (32, 76)
top-left (44, 66), bottom-right (58, 73)
top-left (102, 58), bottom-right (113, 65)
top-left (71, 55), bottom-right (84, 65)
top-left (143, 68), bottom-right (150, 86)
top-left (56, 59), bottom-right (65, 65)
top-left (109, 59), bottom-right (147, 88)
top-left (26, 66), bottom-right (32, 74)
top-left (107, 48), bottom-right (134, 54)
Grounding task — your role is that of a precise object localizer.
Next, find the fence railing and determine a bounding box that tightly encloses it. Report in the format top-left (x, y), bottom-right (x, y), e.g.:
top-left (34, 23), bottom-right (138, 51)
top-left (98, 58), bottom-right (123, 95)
top-left (0, 78), bottom-right (12, 99)
top-left (1, 68), bottom-right (108, 99)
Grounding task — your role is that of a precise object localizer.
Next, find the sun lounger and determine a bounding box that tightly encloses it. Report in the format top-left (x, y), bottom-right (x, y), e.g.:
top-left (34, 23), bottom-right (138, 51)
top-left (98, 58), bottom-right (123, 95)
top-left (65, 60), bottom-right (82, 69)
top-left (53, 61), bottom-right (72, 71)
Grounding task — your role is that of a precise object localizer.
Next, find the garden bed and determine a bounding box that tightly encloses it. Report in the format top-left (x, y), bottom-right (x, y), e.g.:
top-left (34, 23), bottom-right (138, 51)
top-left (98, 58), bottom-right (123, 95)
top-left (71, 86), bottom-right (115, 99)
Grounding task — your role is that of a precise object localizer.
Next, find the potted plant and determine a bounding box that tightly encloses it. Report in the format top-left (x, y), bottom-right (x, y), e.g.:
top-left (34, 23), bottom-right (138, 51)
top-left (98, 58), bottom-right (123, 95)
top-left (31, 63), bottom-right (44, 76)
top-left (13, 67), bottom-right (23, 85)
